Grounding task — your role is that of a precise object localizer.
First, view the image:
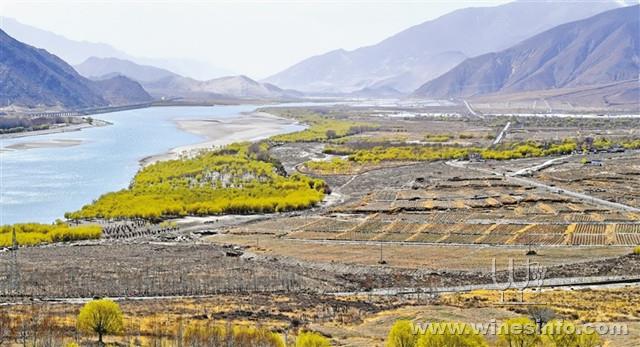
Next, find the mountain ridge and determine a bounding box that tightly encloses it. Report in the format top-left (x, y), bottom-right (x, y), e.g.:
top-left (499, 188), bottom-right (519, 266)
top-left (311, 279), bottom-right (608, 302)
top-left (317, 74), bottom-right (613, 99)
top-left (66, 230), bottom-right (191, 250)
top-left (0, 29), bottom-right (152, 108)
top-left (75, 57), bottom-right (179, 83)
top-left (412, 5), bottom-right (640, 101)
top-left (0, 17), bottom-right (232, 80)
top-left (142, 74), bottom-right (302, 100)
top-left (264, 1), bottom-right (622, 93)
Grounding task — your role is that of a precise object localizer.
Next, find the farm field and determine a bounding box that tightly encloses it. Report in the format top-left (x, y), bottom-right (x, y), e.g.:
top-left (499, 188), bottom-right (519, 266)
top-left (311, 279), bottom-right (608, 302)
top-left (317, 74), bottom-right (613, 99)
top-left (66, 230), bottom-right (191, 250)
top-left (208, 233), bottom-right (631, 271)
top-left (3, 105), bottom-right (640, 346)
top-left (3, 0), bottom-right (640, 343)
top-left (535, 153), bottom-right (640, 208)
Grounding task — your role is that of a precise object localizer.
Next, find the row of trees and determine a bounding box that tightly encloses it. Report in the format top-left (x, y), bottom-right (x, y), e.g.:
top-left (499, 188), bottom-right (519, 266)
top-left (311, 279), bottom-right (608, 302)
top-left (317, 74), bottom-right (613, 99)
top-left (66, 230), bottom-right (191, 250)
top-left (306, 139), bottom-right (590, 174)
top-left (62, 110), bottom-right (377, 221)
top-left (0, 248), bottom-right (323, 298)
top-left (65, 143), bottom-right (327, 220)
top-left (0, 299), bottom-right (332, 347)
top-left (0, 116), bottom-right (68, 134)
top-left (0, 222), bottom-right (101, 247)
top-left (269, 113), bottom-right (377, 143)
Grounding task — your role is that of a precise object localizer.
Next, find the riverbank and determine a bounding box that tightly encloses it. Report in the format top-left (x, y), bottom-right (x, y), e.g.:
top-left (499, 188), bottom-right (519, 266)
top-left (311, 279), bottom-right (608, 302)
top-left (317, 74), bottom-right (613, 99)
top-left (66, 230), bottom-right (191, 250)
top-left (140, 111), bottom-right (302, 166)
top-left (1, 105), bottom-right (308, 224)
top-left (0, 119), bottom-right (110, 140)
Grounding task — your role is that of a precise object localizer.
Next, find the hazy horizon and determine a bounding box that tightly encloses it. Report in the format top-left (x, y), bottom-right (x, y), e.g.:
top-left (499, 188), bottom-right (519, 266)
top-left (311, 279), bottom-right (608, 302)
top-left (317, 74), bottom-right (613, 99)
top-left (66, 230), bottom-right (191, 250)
top-left (0, 0), bottom-right (517, 79)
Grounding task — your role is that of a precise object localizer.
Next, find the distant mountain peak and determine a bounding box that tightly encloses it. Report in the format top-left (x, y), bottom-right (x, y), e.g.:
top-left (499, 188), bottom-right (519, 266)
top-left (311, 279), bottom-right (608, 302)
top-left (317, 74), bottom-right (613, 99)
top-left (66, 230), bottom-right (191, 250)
top-left (75, 56), bottom-right (179, 83)
top-left (264, 1), bottom-right (622, 94)
top-left (0, 17), bottom-right (233, 80)
top-left (413, 5), bottom-right (640, 105)
top-left (140, 73), bottom-right (301, 100)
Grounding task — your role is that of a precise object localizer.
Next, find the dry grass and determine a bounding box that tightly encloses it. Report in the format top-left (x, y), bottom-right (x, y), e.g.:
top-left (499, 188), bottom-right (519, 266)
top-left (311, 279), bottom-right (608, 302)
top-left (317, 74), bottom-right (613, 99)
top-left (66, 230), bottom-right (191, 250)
top-left (206, 234), bottom-right (630, 271)
top-left (442, 287), bottom-right (640, 323)
top-left (311, 305), bottom-right (519, 347)
top-left (1, 293), bottom-right (395, 346)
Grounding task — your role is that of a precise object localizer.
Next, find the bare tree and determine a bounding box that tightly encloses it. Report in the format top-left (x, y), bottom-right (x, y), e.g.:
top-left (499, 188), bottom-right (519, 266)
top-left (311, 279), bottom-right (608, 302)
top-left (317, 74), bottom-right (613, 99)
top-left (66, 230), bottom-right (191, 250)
top-left (0, 310), bottom-right (14, 346)
top-left (528, 306), bottom-right (556, 331)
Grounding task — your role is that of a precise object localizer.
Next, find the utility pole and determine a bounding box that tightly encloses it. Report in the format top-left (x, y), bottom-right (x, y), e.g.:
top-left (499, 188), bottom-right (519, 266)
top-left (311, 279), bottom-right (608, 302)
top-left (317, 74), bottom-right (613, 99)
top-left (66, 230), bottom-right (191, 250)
top-left (11, 227), bottom-right (18, 250)
top-left (9, 227), bottom-right (21, 297)
top-left (378, 242), bottom-right (386, 264)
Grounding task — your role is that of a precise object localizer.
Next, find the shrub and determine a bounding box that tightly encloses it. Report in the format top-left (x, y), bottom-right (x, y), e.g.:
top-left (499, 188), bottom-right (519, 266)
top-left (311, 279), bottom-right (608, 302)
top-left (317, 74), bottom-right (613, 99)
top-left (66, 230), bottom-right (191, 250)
top-left (296, 331), bottom-right (331, 347)
top-left (182, 322), bottom-right (283, 347)
top-left (541, 320), bottom-right (602, 347)
top-left (415, 322), bottom-right (488, 347)
top-left (386, 320), bottom-right (417, 347)
top-left (425, 134), bottom-right (451, 142)
top-left (305, 158), bottom-right (357, 175)
top-left (497, 317), bottom-right (540, 347)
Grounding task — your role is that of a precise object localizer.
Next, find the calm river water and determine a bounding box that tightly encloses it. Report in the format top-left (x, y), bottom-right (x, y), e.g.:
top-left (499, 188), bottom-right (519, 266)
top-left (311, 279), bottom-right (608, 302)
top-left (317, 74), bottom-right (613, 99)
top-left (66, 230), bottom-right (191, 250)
top-left (0, 105), bottom-right (302, 224)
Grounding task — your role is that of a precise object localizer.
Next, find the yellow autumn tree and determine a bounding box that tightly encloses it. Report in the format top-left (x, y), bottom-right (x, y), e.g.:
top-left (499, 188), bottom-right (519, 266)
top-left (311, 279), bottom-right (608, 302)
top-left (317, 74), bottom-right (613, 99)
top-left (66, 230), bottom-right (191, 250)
top-left (77, 299), bottom-right (123, 345)
top-left (387, 320), bottom-right (418, 347)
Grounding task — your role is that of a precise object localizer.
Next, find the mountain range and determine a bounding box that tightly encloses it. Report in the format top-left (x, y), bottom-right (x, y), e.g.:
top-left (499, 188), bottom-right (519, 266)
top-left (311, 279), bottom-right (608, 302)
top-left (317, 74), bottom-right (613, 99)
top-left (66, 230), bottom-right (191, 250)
top-left (0, 29), bottom-right (152, 108)
top-left (1, 1), bottom-right (637, 110)
top-left (264, 0), bottom-right (622, 94)
top-left (74, 56), bottom-right (301, 101)
top-left (75, 57), bottom-right (179, 83)
top-left (0, 17), bottom-right (232, 80)
top-left (141, 75), bottom-right (301, 100)
top-left (413, 5), bottom-right (640, 104)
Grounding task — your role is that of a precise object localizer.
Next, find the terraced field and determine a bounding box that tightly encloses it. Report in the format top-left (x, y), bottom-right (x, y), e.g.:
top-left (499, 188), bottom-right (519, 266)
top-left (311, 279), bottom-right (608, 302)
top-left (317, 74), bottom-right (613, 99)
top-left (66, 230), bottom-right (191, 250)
top-left (237, 214), bottom-right (640, 246)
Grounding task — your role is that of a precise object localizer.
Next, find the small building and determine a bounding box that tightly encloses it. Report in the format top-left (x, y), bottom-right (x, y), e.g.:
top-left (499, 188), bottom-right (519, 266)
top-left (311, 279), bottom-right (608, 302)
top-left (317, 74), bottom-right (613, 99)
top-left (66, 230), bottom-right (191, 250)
top-left (589, 160), bottom-right (604, 166)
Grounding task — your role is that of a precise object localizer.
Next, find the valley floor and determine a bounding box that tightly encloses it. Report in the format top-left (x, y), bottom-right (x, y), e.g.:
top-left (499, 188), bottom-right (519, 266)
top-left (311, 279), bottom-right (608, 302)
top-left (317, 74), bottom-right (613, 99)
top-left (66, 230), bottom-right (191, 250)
top-left (2, 104), bottom-right (640, 346)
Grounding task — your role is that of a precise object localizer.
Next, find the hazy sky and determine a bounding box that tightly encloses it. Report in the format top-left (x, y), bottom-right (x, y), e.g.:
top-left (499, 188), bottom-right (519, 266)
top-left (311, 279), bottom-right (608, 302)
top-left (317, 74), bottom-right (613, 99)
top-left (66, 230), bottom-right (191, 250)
top-left (0, 1), bottom-right (515, 79)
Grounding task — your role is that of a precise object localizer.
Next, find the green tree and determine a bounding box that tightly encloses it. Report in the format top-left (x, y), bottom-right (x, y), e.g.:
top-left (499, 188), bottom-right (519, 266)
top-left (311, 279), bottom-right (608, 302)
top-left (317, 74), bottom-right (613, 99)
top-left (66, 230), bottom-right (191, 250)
top-left (386, 320), bottom-right (418, 347)
top-left (416, 322), bottom-right (488, 347)
top-left (498, 317), bottom-right (540, 347)
top-left (296, 331), bottom-right (331, 347)
top-left (77, 299), bottom-right (123, 345)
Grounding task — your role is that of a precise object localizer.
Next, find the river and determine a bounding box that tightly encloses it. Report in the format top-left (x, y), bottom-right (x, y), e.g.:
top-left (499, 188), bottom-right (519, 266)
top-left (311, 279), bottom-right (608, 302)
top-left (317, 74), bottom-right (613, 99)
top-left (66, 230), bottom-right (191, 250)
top-left (0, 105), bottom-right (303, 224)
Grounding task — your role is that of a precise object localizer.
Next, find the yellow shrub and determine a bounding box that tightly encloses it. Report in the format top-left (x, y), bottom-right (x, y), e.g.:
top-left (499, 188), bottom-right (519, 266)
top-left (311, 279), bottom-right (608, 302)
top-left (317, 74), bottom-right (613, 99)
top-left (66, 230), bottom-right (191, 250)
top-left (296, 331), bottom-right (331, 347)
top-left (0, 223), bottom-right (102, 247)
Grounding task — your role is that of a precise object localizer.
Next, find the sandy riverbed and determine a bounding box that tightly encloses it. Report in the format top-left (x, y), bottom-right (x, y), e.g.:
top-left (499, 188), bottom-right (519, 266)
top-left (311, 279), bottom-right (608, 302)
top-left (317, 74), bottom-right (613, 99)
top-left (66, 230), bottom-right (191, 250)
top-left (140, 111), bottom-right (302, 166)
top-left (3, 138), bottom-right (84, 150)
